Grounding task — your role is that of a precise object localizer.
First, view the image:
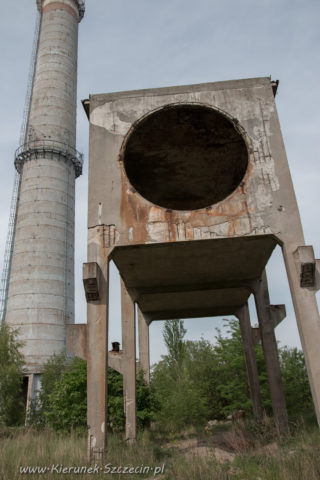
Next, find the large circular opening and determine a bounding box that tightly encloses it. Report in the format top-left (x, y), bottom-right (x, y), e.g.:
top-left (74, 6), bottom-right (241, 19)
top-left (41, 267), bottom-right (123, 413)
top-left (123, 104), bottom-right (248, 211)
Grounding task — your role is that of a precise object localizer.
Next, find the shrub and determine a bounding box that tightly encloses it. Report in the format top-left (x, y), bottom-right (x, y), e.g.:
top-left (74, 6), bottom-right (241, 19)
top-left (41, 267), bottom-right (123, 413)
top-left (28, 354), bottom-right (154, 433)
top-left (280, 347), bottom-right (313, 417)
top-left (44, 356), bottom-right (87, 431)
top-left (0, 323), bottom-right (25, 426)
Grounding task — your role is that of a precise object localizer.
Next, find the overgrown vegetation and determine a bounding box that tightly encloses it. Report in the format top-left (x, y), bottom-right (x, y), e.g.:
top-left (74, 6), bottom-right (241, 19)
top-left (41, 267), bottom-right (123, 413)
top-left (0, 318), bottom-right (318, 479)
top-left (2, 317), bottom-right (312, 435)
top-left (280, 346), bottom-right (314, 416)
top-left (151, 319), bottom-right (313, 431)
top-left (0, 322), bottom-right (25, 426)
top-left (28, 354), bottom-right (154, 432)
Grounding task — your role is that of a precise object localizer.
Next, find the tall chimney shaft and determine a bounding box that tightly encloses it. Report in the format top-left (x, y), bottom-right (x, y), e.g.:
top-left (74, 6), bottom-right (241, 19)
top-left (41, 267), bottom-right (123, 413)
top-left (5, 0), bottom-right (84, 373)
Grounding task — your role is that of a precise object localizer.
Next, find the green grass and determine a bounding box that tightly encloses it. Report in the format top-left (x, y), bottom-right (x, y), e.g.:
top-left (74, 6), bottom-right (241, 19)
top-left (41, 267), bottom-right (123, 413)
top-left (235, 429), bottom-right (320, 480)
top-left (0, 421), bottom-right (319, 480)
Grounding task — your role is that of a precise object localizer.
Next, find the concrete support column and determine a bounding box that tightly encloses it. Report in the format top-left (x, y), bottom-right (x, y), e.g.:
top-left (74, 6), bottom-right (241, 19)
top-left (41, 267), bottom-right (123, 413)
top-left (253, 270), bottom-right (289, 434)
top-left (236, 303), bottom-right (263, 422)
top-left (25, 374), bottom-right (35, 423)
top-left (121, 280), bottom-right (136, 443)
top-left (85, 227), bottom-right (109, 462)
top-left (138, 309), bottom-right (150, 385)
top-left (282, 244), bottom-right (320, 427)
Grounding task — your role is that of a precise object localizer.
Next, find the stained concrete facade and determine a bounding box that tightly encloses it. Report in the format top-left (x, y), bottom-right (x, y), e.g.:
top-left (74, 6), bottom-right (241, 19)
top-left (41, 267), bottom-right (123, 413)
top-left (83, 77), bottom-right (320, 459)
top-left (5, 0), bottom-right (84, 374)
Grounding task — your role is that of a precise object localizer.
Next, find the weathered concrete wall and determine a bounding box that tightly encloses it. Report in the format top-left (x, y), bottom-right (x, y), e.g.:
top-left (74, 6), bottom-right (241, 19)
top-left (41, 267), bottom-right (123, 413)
top-left (66, 324), bottom-right (87, 360)
top-left (66, 323), bottom-right (125, 374)
top-left (87, 77), bottom-right (304, 248)
top-left (5, 0), bottom-right (83, 374)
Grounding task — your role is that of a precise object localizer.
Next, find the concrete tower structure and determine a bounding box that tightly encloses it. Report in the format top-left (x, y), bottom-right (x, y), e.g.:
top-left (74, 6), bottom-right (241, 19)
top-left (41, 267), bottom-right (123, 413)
top-left (82, 77), bottom-right (320, 459)
top-left (4, 0), bottom-right (84, 377)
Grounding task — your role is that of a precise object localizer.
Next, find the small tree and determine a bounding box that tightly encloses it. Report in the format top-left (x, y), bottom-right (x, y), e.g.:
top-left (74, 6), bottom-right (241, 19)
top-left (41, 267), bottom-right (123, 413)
top-left (0, 322), bottom-right (25, 426)
top-left (152, 319), bottom-right (209, 430)
top-left (162, 319), bottom-right (186, 371)
top-left (210, 320), bottom-right (269, 417)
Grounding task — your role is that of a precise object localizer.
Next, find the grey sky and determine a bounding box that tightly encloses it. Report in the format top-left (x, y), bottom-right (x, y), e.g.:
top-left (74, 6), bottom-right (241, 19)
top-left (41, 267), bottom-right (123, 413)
top-left (0, 0), bottom-right (319, 363)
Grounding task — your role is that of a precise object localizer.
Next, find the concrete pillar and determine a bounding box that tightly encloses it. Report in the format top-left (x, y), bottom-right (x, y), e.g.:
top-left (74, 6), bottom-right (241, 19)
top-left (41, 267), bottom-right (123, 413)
top-left (138, 309), bottom-right (150, 385)
top-left (25, 374), bottom-right (35, 423)
top-left (121, 280), bottom-right (136, 443)
top-left (236, 303), bottom-right (263, 422)
top-left (282, 244), bottom-right (320, 427)
top-left (253, 270), bottom-right (289, 434)
top-left (85, 227), bottom-right (109, 462)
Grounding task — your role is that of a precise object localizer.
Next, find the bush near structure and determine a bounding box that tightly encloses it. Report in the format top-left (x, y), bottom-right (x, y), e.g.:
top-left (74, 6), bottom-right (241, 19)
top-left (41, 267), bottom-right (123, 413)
top-left (0, 322), bottom-right (25, 426)
top-left (27, 319), bottom-right (313, 433)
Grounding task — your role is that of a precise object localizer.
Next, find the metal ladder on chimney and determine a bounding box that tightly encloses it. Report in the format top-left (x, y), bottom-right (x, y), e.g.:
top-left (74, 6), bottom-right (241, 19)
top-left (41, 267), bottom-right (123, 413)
top-left (0, 11), bottom-right (41, 323)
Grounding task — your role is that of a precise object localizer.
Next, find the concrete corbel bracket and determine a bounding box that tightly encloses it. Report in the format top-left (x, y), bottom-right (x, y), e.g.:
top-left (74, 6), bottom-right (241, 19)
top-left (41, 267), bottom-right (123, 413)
top-left (83, 262), bottom-right (103, 301)
top-left (251, 304), bottom-right (285, 346)
top-left (268, 304), bottom-right (286, 328)
top-left (294, 246), bottom-right (319, 290)
top-left (316, 259), bottom-right (320, 292)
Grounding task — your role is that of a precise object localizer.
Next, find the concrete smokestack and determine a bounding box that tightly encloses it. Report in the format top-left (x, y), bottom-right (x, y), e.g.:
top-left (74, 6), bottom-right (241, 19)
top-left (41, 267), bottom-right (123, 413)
top-left (5, 0), bottom-right (84, 374)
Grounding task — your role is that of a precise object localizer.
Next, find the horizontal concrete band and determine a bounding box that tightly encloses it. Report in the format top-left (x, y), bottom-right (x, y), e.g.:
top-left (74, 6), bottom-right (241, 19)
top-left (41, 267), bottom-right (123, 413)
top-left (6, 279), bottom-right (69, 295)
top-left (37, 0), bottom-right (85, 21)
top-left (7, 321), bottom-right (67, 331)
top-left (12, 241), bottom-right (73, 255)
top-left (6, 307), bottom-right (74, 321)
top-left (17, 200), bottom-right (74, 214)
top-left (21, 174), bottom-right (75, 190)
top-left (14, 224), bottom-right (74, 242)
top-left (42, 2), bottom-right (79, 22)
top-left (10, 250), bottom-right (71, 264)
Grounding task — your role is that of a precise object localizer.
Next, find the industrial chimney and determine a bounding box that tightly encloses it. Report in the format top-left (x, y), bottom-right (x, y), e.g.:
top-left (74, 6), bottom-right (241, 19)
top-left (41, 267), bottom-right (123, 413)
top-left (2, 0), bottom-right (85, 389)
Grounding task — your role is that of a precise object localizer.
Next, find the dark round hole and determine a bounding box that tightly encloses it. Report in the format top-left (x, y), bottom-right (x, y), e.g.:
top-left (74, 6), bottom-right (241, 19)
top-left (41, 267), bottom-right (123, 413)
top-left (123, 104), bottom-right (248, 211)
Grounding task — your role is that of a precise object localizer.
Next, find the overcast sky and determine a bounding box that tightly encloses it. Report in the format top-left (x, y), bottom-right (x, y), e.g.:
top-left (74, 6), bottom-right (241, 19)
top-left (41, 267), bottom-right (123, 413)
top-left (0, 0), bottom-right (319, 364)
